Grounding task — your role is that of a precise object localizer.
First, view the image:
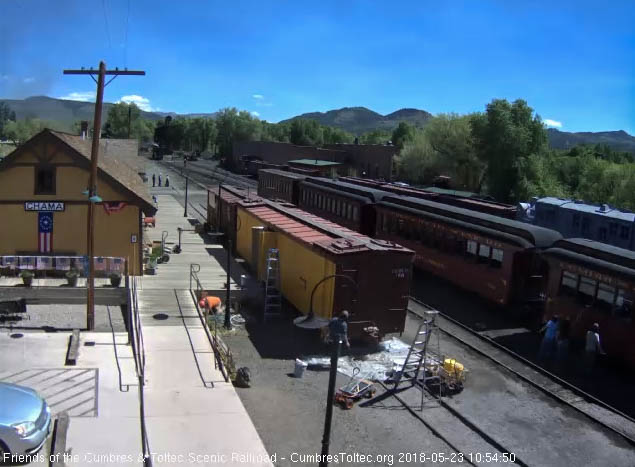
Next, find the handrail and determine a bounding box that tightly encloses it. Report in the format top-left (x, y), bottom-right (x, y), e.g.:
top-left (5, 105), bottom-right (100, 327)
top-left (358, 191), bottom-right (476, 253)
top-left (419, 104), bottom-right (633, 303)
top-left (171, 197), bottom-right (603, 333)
top-left (189, 263), bottom-right (230, 382)
top-left (128, 276), bottom-right (152, 466)
top-left (108, 306), bottom-right (131, 392)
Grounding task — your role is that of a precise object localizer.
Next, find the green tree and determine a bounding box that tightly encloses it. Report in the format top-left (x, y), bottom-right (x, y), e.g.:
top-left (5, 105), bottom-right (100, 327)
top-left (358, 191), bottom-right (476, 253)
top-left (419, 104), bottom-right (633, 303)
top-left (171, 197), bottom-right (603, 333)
top-left (4, 119), bottom-right (53, 146)
top-left (392, 121), bottom-right (415, 150)
top-left (322, 125), bottom-right (354, 144)
top-left (423, 114), bottom-right (485, 191)
top-left (471, 99), bottom-right (548, 202)
top-left (394, 130), bottom-right (442, 185)
top-left (186, 118), bottom-right (217, 152)
top-left (359, 130), bottom-right (392, 145)
top-left (289, 119), bottom-right (324, 146)
top-left (103, 102), bottom-right (155, 142)
top-left (0, 102), bottom-right (17, 138)
top-left (214, 108), bottom-right (261, 165)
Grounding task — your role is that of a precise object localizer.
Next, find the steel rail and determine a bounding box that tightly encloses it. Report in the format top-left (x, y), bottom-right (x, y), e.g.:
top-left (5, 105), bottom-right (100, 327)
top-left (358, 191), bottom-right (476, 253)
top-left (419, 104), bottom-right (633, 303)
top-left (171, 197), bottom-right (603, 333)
top-left (408, 296), bottom-right (635, 447)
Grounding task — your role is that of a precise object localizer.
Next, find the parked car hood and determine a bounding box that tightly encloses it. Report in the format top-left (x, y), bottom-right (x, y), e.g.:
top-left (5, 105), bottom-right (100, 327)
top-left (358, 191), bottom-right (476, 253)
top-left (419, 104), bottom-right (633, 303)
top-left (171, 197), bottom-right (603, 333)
top-left (0, 382), bottom-right (44, 425)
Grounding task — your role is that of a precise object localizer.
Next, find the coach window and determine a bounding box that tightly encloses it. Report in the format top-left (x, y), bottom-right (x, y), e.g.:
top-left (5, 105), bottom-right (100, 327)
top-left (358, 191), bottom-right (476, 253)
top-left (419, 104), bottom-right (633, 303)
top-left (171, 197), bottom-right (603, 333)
top-left (609, 223), bottom-right (617, 237)
top-left (455, 238), bottom-right (465, 255)
top-left (353, 206), bottom-right (359, 222)
top-left (347, 204), bottom-right (353, 220)
top-left (581, 217), bottom-right (591, 236)
top-left (615, 289), bottom-right (633, 321)
top-left (35, 166), bottom-right (56, 195)
top-left (466, 240), bottom-right (478, 257)
top-left (491, 248), bottom-right (504, 268)
top-left (478, 244), bottom-right (491, 264)
top-left (559, 271), bottom-right (578, 296)
top-left (620, 225), bottom-right (630, 240)
top-left (381, 213), bottom-right (388, 232)
top-left (578, 276), bottom-right (597, 304)
top-left (598, 227), bottom-right (607, 242)
top-left (572, 214), bottom-right (580, 230)
top-left (596, 283), bottom-right (616, 312)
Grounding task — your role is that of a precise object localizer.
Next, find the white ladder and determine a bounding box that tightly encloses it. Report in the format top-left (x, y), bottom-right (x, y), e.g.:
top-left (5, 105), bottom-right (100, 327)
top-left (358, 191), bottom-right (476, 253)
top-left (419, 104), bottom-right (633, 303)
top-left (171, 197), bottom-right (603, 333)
top-left (263, 248), bottom-right (282, 322)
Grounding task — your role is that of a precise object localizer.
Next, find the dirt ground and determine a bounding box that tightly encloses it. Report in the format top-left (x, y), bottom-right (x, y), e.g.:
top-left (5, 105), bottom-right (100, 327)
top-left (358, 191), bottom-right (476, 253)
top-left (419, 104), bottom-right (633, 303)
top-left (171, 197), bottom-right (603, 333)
top-left (222, 306), bottom-right (635, 467)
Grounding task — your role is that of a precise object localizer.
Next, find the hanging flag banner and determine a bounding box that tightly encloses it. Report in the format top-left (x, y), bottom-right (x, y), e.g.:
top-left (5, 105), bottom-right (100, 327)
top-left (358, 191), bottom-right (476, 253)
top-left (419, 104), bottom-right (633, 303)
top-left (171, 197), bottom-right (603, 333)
top-left (38, 212), bottom-right (53, 253)
top-left (19, 256), bottom-right (35, 270)
top-left (103, 202), bottom-right (128, 215)
top-left (36, 256), bottom-right (52, 270)
top-left (94, 256), bottom-right (107, 271)
top-left (55, 257), bottom-right (71, 271)
top-left (109, 257), bottom-right (124, 273)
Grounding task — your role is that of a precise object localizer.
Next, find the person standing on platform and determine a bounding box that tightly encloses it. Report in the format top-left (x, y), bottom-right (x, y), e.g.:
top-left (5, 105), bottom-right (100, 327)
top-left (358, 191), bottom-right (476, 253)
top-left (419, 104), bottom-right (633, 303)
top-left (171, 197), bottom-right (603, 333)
top-left (538, 315), bottom-right (559, 362)
top-left (158, 173), bottom-right (162, 187)
top-left (584, 323), bottom-right (605, 373)
top-left (165, 175), bottom-right (170, 187)
top-left (152, 173), bottom-right (156, 187)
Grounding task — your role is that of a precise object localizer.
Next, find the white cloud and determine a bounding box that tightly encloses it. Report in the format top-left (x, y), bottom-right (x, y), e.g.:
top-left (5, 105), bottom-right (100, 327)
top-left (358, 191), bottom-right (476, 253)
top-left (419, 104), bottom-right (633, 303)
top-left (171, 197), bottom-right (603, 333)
top-left (119, 95), bottom-right (154, 112)
top-left (252, 94), bottom-right (264, 100)
top-left (251, 111), bottom-right (260, 117)
top-left (59, 91), bottom-right (96, 102)
top-left (543, 119), bottom-right (562, 128)
top-left (1, 74), bottom-right (9, 81)
top-left (23, 77), bottom-right (35, 83)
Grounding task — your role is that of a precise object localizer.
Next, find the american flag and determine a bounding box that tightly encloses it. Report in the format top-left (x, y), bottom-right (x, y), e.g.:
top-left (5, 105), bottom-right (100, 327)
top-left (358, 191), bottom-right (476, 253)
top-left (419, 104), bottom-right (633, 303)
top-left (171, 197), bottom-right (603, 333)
top-left (38, 212), bottom-right (53, 253)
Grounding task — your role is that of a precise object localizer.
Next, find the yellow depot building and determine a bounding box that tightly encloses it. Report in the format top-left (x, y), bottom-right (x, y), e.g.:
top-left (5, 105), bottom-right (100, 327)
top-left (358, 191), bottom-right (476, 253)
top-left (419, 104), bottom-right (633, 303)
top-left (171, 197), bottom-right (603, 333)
top-left (0, 129), bottom-right (156, 275)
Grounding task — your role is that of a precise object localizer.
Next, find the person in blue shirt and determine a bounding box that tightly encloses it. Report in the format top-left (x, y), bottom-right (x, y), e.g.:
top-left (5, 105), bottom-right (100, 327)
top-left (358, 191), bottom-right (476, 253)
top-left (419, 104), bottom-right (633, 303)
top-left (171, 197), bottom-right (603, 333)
top-left (328, 310), bottom-right (350, 349)
top-left (539, 315), bottom-right (559, 361)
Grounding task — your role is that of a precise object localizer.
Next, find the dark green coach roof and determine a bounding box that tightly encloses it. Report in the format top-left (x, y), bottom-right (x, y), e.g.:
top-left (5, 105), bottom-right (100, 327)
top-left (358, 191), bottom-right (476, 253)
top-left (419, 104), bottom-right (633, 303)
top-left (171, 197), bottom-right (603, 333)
top-left (302, 177), bottom-right (389, 203)
top-left (381, 195), bottom-right (562, 248)
top-left (545, 238), bottom-right (635, 271)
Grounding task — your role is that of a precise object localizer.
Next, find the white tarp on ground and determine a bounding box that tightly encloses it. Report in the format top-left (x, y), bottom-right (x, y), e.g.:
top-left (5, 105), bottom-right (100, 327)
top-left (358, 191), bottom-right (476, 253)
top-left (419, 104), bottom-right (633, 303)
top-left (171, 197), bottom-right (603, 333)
top-left (303, 337), bottom-right (441, 381)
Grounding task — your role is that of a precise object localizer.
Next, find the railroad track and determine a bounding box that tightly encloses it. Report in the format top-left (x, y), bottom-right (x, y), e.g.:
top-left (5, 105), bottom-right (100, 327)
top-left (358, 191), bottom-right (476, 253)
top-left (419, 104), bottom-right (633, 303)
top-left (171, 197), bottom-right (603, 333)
top-left (161, 160), bottom-right (257, 190)
top-left (408, 296), bottom-right (635, 447)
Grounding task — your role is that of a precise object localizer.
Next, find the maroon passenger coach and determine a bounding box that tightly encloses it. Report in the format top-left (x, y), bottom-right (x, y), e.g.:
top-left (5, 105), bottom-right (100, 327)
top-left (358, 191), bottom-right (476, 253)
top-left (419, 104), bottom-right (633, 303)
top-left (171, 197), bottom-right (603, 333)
top-left (374, 195), bottom-right (562, 306)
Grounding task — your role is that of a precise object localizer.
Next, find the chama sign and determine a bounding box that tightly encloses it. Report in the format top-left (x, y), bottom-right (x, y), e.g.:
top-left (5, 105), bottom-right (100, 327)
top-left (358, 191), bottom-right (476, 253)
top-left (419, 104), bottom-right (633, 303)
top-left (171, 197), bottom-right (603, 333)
top-left (24, 202), bottom-right (65, 212)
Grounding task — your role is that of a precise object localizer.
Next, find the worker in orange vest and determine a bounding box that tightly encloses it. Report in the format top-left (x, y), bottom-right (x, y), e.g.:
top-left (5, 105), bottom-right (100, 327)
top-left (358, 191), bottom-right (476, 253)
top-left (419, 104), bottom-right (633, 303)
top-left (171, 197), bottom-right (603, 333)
top-left (199, 296), bottom-right (222, 320)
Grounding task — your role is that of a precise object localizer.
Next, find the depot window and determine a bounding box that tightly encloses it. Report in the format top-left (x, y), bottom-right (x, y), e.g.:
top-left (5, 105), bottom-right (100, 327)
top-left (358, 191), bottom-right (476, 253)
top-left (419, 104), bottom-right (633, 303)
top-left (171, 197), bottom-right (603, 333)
top-left (35, 166), bottom-right (56, 195)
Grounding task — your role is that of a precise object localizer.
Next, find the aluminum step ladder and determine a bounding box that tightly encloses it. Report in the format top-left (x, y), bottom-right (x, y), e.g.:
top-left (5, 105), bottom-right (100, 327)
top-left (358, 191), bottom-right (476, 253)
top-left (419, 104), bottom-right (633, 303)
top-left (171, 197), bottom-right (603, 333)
top-left (391, 310), bottom-right (442, 407)
top-left (263, 248), bottom-right (282, 322)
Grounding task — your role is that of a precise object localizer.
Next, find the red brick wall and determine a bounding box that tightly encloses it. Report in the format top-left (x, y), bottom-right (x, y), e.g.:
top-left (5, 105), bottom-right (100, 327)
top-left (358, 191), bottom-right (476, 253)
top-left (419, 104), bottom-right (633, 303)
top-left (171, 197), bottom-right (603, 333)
top-left (233, 141), bottom-right (397, 180)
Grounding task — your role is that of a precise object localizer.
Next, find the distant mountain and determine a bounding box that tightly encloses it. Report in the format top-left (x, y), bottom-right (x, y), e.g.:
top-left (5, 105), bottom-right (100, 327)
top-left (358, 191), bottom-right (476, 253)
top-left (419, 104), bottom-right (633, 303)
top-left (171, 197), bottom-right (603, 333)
top-left (280, 106), bottom-right (433, 134)
top-left (546, 128), bottom-right (635, 153)
top-left (0, 96), bottom-right (216, 125)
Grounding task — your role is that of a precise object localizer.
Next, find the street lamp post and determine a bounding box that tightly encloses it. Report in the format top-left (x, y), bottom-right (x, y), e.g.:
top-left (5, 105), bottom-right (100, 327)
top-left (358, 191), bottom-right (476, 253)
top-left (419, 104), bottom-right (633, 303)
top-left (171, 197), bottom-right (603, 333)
top-left (184, 176), bottom-right (189, 217)
top-left (319, 338), bottom-right (341, 467)
top-left (224, 239), bottom-right (232, 329)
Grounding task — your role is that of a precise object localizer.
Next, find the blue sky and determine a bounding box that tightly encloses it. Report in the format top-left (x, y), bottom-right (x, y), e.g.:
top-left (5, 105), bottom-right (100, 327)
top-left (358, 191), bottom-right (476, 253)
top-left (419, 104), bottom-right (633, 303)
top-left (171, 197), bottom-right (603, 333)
top-left (1, 1), bottom-right (633, 133)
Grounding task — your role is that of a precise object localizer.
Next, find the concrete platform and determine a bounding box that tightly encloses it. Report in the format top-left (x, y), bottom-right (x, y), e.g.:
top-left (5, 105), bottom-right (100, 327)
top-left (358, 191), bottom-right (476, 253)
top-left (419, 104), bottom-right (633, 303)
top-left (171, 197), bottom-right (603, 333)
top-left (0, 330), bottom-right (143, 465)
top-left (136, 195), bottom-right (272, 466)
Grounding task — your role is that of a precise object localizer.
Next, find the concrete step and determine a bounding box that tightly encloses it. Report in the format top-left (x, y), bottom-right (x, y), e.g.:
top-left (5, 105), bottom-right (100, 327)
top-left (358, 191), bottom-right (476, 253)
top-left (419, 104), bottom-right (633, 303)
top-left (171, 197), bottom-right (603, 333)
top-left (0, 286), bottom-right (127, 305)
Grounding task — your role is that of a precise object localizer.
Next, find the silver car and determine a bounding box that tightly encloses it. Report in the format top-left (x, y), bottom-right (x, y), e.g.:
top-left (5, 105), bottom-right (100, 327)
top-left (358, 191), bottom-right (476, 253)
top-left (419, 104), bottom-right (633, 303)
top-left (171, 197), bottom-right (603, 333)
top-left (0, 382), bottom-right (51, 458)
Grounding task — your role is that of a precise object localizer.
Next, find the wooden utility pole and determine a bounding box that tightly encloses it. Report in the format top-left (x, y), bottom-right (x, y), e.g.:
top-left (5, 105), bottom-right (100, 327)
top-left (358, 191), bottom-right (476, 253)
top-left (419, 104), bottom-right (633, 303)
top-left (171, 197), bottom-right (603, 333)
top-left (63, 62), bottom-right (145, 330)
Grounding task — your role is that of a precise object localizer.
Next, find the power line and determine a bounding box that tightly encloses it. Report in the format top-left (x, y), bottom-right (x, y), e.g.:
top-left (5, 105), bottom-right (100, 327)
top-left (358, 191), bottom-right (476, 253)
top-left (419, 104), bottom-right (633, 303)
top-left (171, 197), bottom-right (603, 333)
top-left (102, 0), bottom-right (112, 50)
top-left (124, 0), bottom-right (131, 66)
